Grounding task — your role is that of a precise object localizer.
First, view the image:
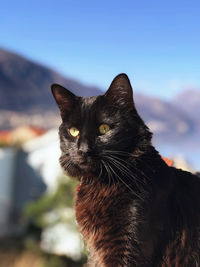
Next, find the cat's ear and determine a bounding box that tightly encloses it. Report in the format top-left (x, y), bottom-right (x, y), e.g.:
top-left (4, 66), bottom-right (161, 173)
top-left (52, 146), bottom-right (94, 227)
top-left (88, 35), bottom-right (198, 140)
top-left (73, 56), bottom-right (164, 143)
top-left (105, 73), bottom-right (134, 109)
top-left (51, 84), bottom-right (77, 118)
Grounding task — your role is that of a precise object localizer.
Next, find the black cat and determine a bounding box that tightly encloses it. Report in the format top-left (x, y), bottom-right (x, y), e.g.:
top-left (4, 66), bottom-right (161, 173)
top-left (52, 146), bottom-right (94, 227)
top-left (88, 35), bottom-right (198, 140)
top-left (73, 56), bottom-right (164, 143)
top-left (52, 74), bottom-right (200, 266)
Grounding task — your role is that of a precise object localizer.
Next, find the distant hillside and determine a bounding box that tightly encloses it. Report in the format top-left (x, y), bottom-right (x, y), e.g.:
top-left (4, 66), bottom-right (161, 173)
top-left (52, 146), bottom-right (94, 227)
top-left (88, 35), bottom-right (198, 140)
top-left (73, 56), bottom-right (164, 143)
top-left (135, 94), bottom-right (196, 142)
top-left (0, 48), bottom-right (102, 112)
top-left (173, 89), bottom-right (200, 129)
top-left (0, 47), bottom-right (200, 146)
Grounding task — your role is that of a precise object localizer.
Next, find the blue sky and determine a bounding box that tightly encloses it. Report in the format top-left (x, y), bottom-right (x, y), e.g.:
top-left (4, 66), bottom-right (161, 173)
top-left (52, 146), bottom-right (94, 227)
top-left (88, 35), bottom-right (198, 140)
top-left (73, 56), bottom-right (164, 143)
top-left (1, 0), bottom-right (200, 99)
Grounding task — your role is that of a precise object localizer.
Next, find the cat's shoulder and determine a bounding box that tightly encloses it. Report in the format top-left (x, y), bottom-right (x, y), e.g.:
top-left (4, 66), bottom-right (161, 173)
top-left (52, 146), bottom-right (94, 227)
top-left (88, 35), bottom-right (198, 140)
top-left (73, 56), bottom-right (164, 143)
top-left (171, 166), bottom-right (200, 182)
top-left (170, 166), bottom-right (200, 203)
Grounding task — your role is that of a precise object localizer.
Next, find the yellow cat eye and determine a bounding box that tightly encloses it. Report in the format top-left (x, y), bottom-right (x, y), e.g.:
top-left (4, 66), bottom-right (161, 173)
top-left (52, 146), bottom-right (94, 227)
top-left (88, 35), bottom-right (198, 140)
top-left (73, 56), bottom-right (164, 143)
top-left (99, 124), bottom-right (110, 135)
top-left (69, 127), bottom-right (80, 137)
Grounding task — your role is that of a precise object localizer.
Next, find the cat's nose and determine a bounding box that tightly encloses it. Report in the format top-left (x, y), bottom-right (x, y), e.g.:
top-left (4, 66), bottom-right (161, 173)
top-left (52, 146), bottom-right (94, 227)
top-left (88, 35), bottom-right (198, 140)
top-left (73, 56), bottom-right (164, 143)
top-left (77, 149), bottom-right (87, 157)
top-left (77, 150), bottom-right (89, 165)
top-left (78, 141), bottom-right (89, 154)
top-left (77, 142), bottom-right (89, 161)
top-left (77, 142), bottom-right (93, 165)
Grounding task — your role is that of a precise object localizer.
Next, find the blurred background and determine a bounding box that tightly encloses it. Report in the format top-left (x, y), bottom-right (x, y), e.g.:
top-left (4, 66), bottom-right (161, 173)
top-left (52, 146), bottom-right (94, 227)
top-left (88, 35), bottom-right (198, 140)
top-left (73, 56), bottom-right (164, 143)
top-left (0, 0), bottom-right (200, 266)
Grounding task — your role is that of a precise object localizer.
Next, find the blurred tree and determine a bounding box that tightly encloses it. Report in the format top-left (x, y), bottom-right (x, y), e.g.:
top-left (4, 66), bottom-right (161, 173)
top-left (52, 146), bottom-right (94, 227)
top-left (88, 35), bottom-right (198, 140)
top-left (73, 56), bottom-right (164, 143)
top-left (23, 176), bottom-right (87, 267)
top-left (25, 176), bottom-right (77, 227)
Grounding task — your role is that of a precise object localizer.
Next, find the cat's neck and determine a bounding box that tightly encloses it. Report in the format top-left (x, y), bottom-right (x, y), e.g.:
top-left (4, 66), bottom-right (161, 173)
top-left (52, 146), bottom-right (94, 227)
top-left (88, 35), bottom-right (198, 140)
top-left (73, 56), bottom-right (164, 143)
top-left (77, 146), bottom-right (171, 200)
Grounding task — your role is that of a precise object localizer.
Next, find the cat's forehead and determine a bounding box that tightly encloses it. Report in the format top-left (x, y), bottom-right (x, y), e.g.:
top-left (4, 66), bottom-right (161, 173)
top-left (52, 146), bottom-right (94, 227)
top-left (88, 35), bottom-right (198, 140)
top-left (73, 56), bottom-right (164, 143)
top-left (65, 95), bottom-right (120, 125)
top-left (75, 95), bottom-right (113, 123)
top-left (79, 95), bottom-right (105, 120)
top-left (80, 96), bottom-right (98, 109)
top-left (80, 95), bottom-right (111, 115)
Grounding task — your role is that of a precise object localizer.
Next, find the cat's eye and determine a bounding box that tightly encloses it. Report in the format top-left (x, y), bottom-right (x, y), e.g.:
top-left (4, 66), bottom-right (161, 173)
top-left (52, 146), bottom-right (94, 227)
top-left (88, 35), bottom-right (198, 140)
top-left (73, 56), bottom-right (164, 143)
top-left (69, 127), bottom-right (80, 137)
top-left (99, 124), bottom-right (110, 135)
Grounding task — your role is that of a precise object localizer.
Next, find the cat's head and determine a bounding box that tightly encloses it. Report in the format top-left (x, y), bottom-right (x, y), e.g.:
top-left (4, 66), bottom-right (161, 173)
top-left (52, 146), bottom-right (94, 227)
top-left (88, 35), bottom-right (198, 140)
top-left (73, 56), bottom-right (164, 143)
top-left (51, 74), bottom-right (152, 179)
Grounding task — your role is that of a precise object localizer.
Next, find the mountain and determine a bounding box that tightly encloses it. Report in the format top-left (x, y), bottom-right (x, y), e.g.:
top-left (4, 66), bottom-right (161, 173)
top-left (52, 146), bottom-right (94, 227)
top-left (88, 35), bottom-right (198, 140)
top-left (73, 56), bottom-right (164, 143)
top-left (173, 89), bottom-right (200, 130)
top-left (0, 48), bottom-right (102, 112)
top-left (0, 48), bottom-right (199, 168)
top-left (0, 47), bottom-right (199, 144)
top-left (134, 94), bottom-right (197, 144)
top-left (135, 93), bottom-right (200, 169)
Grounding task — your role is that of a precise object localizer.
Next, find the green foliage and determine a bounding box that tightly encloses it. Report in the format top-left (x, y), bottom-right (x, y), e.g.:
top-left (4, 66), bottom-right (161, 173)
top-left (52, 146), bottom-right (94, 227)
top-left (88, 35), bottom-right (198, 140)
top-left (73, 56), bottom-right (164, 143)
top-left (0, 237), bottom-right (86, 267)
top-left (25, 176), bottom-right (78, 228)
top-left (0, 140), bottom-right (10, 147)
top-left (24, 175), bottom-right (88, 264)
top-left (0, 140), bottom-right (22, 148)
top-left (42, 255), bottom-right (65, 267)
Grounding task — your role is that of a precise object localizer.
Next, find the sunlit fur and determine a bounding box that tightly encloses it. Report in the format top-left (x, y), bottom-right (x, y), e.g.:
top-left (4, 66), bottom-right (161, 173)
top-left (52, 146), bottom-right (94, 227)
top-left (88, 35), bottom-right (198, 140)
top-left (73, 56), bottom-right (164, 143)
top-left (58, 93), bottom-right (151, 182)
top-left (52, 74), bottom-right (200, 266)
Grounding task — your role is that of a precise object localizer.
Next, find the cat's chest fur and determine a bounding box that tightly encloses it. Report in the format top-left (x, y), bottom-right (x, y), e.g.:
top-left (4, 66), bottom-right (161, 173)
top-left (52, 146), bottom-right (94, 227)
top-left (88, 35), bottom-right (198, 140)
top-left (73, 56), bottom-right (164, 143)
top-left (75, 179), bottom-right (153, 266)
top-left (51, 74), bottom-right (200, 266)
top-left (75, 180), bottom-right (130, 234)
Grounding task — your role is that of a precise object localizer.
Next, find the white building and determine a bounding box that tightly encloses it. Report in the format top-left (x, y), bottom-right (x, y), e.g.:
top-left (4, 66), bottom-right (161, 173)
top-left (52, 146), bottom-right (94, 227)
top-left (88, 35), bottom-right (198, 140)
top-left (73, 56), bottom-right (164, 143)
top-left (0, 146), bottom-right (46, 237)
top-left (23, 129), bottom-right (62, 191)
top-left (0, 148), bottom-right (17, 236)
top-left (22, 129), bottom-right (83, 259)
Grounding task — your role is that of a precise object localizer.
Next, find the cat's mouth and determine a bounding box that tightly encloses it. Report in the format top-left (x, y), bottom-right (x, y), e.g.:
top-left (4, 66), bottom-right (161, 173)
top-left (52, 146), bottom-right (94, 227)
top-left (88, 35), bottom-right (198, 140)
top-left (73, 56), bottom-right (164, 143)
top-left (60, 154), bottom-right (98, 178)
top-left (70, 163), bottom-right (97, 178)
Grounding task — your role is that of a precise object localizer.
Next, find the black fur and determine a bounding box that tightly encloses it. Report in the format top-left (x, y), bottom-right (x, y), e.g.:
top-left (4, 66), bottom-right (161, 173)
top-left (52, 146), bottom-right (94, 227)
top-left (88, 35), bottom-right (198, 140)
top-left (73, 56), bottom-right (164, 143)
top-left (52, 74), bottom-right (200, 266)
